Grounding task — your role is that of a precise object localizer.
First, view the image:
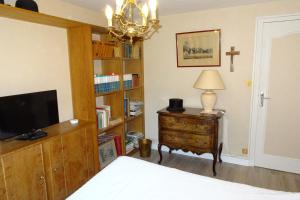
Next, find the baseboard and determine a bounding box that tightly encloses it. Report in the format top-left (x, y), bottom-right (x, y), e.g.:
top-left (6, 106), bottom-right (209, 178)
top-left (152, 144), bottom-right (250, 166)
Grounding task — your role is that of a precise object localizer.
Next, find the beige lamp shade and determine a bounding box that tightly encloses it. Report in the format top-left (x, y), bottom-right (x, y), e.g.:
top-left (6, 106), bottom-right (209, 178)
top-left (193, 70), bottom-right (225, 90)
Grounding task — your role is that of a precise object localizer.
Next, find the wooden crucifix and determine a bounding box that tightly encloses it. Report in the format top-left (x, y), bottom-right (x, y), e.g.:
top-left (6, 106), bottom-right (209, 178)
top-left (226, 46), bottom-right (240, 72)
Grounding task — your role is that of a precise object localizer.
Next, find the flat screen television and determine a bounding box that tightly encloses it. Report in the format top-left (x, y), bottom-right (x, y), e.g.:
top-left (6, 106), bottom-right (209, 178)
top-left (0, 90), bottom-right (59, 140)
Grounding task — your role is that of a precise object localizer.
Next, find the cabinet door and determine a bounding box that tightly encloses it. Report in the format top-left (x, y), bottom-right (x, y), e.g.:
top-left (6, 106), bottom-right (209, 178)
top-left (0, 160), bottom-right (7, 200)
top-left (43, 137), bottom-right (67, 200)
top-left (2, 144), bottom-right (47, 200)
top-left (86, 124), bottom-right (98, 176)
top-left (62, 128), bottom-right (89, 195)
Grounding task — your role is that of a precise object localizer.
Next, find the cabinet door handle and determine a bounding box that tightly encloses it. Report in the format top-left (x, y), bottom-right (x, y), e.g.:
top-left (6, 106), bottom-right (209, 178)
top-left (53, 168), bottom-right (57, 172)
top-left (40, 175), bottom-right (45, 183)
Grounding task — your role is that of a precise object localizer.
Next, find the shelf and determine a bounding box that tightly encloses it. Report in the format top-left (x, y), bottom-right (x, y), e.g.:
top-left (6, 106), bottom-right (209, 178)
top-left (123, 58), bottom-right (141, 61)
top-left (125, 113), bottom-right (143, 122)
top-left (95, 90), bottom-right (121, 97)
top-left (126, 148), bottom-right (139, 156)
top-left (98, 120), bottom-right (124, 133)
top-left (124, 86), bottom-right (142, 91)
top-left (93, 57), bottom-right (122, 61)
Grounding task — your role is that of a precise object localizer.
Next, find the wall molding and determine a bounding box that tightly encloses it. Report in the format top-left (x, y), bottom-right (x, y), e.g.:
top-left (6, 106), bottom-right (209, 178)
top-left (152, 143), bottom-right (250, 166)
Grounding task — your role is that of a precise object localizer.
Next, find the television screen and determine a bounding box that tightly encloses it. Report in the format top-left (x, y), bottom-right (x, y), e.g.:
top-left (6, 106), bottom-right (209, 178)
top-left (0, 90), bottom-right (59, 140)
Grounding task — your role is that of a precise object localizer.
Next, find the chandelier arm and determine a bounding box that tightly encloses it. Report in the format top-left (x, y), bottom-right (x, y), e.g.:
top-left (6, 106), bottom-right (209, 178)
top-left (109, 29), bottom-right (127, 39)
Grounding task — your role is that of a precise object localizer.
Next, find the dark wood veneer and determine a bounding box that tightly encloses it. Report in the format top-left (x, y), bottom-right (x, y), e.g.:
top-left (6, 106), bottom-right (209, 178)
top-left (157, 107), bottom-right (224, 176)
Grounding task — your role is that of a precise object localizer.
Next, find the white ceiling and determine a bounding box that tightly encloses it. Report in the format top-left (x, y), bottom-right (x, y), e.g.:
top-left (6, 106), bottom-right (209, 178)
top-left (63, 0), bottom-right (275, 16)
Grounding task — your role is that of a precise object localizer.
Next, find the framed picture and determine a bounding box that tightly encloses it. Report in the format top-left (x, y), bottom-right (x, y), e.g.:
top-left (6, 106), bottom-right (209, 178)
top-left (176, 29), bottom-right (221, 67)
top-left (99, 139), bottom-right (117, 168)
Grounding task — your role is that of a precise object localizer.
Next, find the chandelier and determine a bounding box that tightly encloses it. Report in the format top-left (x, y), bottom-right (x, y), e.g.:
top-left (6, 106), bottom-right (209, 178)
top-left (105, 0), bottom-right (160, 43)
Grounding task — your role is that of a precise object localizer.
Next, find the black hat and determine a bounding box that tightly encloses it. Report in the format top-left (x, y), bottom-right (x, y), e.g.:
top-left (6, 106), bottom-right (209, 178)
top-left (167, 98), bottom-right (185, 112)
top-left (15, 0), bottom-right (39, 12)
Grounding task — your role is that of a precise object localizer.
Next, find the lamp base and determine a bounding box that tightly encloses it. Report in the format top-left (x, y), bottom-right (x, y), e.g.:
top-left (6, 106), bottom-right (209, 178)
top-left (201, 90), bottom-right (217, 113)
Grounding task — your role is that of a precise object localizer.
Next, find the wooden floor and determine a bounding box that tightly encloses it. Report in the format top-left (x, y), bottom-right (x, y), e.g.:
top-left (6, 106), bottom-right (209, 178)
top-left (132, 150), bottom-right (300, 192)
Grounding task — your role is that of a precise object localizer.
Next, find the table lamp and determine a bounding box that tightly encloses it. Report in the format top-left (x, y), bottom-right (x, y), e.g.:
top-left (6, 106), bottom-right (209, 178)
top-left (193, 70), bottom-right (225, 113)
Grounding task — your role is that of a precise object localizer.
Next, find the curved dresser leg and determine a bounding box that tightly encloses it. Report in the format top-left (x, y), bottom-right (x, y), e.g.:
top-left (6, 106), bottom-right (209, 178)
top-left (213, 152), bottom-right (217, 176)
top-left (218, 143), bottom-right (223, 163)
top-left (158, 143), bottom-right (163, 164)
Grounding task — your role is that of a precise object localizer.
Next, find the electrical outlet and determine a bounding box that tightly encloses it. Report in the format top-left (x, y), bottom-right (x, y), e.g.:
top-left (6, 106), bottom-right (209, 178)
top-left (242, 148), bottom-right (248, 155)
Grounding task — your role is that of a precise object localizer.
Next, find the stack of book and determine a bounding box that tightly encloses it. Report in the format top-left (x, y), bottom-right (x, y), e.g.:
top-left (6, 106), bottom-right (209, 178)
top-left (123, 74), bottom-right (133, 90)
top-left (126, 131), bottom-right (144, 148)
top-left (124, 43), bottom-right (140, 59)
top-left (96, 105), bottom-right (111, 129)
top-left (97, 133), bottom-right (114, 145)
top-left (94, 74), bottom-right (120, 94)
top-left (125, 140), bottom-right (135, 154)
top-left (130, 101), bottom-right (143, 116)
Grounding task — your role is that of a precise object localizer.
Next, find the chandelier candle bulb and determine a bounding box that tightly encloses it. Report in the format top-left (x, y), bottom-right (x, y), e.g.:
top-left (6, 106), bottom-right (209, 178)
top-left (149, 0), bottom-right (157, 19)
top-left (115, 0), bottom-right (124, 15)
top-left (105, 5), bottom-right (113, 27)
top-left (142, 4), bottom-right (149, 26)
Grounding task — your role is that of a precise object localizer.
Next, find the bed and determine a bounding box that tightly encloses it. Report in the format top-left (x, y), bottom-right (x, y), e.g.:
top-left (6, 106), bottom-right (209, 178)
top-left (67, 156), bottom-right (300, 200)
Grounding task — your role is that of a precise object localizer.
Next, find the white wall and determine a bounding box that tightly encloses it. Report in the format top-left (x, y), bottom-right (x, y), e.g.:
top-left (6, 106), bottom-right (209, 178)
top-left (4, 0), bottom-right (106, 26)
top-left (144, 0), bottom-right (300, 157)
top-left (0, 0), bottom-right (106, 122)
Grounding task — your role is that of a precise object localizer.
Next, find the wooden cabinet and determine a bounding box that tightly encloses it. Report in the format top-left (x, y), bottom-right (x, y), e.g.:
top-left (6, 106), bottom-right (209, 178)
top-left (62, 128), bottom-right (89, 194)
top-left (2, 145), bottom-right (47, 200)
top-left (43, 137), bottom-right (66, 200)
top-left (0, 120), bottom-right (97, 200)
top-left (157, 107), bottom-right (224, 176)
top-left (0, 160), bottom-right (6, 200)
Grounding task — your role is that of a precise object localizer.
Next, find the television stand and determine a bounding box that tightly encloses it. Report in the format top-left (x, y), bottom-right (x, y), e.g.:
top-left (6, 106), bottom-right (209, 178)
top-left (15, 129), bottom-right (47, 140)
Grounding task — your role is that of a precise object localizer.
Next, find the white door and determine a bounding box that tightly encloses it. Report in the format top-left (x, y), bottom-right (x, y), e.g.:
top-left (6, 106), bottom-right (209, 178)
top-left (250, 14), bottom-right (300, 174)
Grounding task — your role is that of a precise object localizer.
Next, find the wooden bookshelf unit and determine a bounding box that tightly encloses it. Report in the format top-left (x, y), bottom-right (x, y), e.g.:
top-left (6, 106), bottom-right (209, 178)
top-left (92, 35), bottom-right (145, 156)
top-left (0, 3), bottom-right (145, 199)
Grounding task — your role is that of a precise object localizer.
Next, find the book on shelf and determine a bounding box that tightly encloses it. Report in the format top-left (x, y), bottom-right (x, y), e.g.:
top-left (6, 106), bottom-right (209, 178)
top-left (129, 101), bottom-right (143, 116)
top-left (126, 142), bottom-right (135, 154)
top-left (126, 131), bottom-right (144, 148)
top-left (123, 74), bottom-right (133, 90)
top-left (94, 74), bottom-right (120, 94)
top-left (114, 135), bottom-right (122, 156)
top-left (123, 74), bottom-right (139, 89)
top-left (132, 74), bottom-right (139, 87)
top-left (124, 43), bottom-right (140, 59)
top-left (124, 97), bottom-right (130, 117)
top-left (96, 105), bottom-right (111, 129)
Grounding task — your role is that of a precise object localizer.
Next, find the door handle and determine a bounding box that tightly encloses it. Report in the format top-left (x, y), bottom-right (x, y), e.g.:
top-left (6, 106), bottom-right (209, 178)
top-left (260, 92), bottom-right (271, 107)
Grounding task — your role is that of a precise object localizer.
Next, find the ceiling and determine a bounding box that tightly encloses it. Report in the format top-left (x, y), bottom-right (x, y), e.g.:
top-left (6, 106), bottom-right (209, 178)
top-left (63, 0), bottom-right (275, 16)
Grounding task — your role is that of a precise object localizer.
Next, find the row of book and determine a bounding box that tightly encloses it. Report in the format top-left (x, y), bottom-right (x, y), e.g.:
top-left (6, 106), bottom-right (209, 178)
top-left (124, 98), bottom-right (143, 117)
top-left (94, 74), bottom-right (140, 94)
top-left (124, 74), bottom-right (139, 90)
top-left (96, 105), bottom-right (111, 129)
top-left (94, 74), bottom-right (120, 94)
top-left (124, 43), bottom-right (140, 59)
top-left (126, 131), bottom-right (144, 154)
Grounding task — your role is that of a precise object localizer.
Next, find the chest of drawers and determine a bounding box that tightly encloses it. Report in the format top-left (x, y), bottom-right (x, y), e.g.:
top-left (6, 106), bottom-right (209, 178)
top-left (157, 107), bottom-right (224, 176)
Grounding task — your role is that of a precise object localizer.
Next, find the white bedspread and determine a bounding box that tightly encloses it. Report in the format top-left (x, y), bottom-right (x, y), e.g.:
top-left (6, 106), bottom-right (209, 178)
top-left (68, 156), bottom-right (300, 200)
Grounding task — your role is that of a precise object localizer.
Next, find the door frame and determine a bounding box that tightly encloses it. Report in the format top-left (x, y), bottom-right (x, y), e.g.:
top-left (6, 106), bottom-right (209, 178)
top-left (248, 13), bottom-right (300, 166)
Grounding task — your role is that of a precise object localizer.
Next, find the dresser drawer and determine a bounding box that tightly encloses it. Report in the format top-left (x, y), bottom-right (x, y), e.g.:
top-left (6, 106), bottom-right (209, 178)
top-left (159, 115), bottom-right (214, 134)
top-left (160, 130), bottom-right (212, 149)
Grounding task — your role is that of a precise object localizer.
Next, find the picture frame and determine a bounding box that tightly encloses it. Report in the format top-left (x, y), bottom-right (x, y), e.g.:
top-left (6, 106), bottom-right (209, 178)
top-left (176, 29), bottom-right (221, 67)
top-left (99, 139), bottom-right (117, 168)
